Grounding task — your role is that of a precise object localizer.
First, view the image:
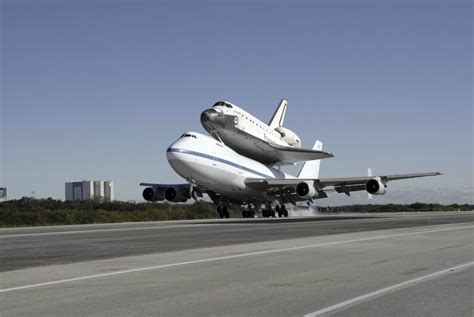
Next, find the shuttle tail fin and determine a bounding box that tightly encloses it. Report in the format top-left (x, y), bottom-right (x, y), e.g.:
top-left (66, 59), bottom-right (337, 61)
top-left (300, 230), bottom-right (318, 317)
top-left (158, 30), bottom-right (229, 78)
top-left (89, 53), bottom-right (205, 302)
top-left (298, 140), bottom-right (323, 179)
top-left (269, 99), bottom-right (288, 129)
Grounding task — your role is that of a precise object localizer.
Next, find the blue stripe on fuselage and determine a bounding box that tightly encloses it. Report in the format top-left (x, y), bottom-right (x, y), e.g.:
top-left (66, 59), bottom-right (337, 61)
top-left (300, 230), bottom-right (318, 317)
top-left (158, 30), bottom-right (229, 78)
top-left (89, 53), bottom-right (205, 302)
top-left (167, 148), bottom-right (274, 179)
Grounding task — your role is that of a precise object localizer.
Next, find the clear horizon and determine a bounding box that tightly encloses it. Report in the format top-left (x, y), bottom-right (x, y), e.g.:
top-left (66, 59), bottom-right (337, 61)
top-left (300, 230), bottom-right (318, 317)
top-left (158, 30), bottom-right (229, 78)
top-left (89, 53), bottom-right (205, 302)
top-left (1, 0), bottom-right (472, 205)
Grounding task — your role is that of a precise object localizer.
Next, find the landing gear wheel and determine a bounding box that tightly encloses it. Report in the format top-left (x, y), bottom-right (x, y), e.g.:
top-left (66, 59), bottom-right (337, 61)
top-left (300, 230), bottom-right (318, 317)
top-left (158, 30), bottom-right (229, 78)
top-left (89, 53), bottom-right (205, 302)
top-left (222, 206), bottom-right (230, 218)
top-left (276, 206), bottom-right (282, 218)
top-left (217, 206), bottom-right (224, 219)
top-left (282, 205), bottom-right (289, 217)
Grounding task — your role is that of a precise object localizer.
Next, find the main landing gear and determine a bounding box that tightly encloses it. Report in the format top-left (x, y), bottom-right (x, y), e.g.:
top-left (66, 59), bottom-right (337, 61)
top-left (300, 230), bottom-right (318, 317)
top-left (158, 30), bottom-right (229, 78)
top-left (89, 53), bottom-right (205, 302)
top-left (241, 204), bottom-right (256, 218)
top-left (217, 205), bottom-right (230, 219)
top-left (274, 205), bottom-right (289, 218)
top-left (240, 204), bottom-right (290, 219)
top-left (262, 206), bottom-right (275, 218)
top-left (261, 205), bottom-right (289, 218)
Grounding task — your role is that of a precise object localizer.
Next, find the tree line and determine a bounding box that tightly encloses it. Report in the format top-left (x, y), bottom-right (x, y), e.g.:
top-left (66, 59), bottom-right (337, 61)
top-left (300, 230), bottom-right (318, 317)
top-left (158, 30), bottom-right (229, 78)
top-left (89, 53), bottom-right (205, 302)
top-left (0, 198), bottom-right (472, 227)
top-left (0, 198), bottom-right (217, 227)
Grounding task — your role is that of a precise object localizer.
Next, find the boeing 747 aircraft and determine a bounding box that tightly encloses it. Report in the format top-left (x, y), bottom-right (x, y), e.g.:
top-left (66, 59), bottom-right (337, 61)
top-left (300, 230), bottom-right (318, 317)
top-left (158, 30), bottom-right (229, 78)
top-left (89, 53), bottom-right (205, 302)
top-left (201, 100), bottom-right (334, 165)
top-left (140, 132), bottom-right (440, 218)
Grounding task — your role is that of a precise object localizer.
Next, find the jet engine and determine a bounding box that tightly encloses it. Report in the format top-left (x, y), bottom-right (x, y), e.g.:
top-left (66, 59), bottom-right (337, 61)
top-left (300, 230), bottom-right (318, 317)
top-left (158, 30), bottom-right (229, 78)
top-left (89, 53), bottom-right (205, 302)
top-left (164, 187), bottom-right (189, 203)
top-left (142, 187), bottom-right (165, 202)
top-left (365, 178), bottom-right (387, 195)
top-left (296, 181), bottom-right (317, 199)
top-left (275, 127), bottom-right (301, 148)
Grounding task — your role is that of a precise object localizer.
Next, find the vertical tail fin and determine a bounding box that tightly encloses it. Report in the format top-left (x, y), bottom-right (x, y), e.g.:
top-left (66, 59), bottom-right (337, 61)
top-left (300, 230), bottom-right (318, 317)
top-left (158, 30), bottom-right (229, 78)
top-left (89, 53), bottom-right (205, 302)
top-left (298, 140), bottom-right (323, 179)
top-left (269, 99), bottom-right (288, 129)
top-left (368, 168), bottom-right (373, 200)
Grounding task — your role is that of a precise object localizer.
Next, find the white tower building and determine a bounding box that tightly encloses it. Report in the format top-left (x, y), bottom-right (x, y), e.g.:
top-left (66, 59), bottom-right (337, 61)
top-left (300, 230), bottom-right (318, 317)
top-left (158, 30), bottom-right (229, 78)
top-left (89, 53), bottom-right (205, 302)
top-left (65, 181), bottom-right (114, 201)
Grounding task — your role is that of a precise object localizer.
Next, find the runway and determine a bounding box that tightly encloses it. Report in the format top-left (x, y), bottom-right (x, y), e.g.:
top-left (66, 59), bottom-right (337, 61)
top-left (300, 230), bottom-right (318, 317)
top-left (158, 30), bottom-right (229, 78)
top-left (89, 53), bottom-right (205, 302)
top-left (1, 212), bottom-right (473, 316)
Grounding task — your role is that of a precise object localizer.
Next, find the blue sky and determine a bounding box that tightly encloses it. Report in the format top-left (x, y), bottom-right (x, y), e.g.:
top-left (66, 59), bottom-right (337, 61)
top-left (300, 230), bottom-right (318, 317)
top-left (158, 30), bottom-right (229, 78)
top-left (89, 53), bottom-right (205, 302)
top-left (1, 0), bottom-right (472, 204)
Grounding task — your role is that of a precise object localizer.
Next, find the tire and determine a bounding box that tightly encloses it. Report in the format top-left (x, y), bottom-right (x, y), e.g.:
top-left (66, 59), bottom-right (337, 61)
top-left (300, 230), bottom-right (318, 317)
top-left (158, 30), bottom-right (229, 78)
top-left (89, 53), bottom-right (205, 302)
top-left (223, 206), bottom-right (230, 218)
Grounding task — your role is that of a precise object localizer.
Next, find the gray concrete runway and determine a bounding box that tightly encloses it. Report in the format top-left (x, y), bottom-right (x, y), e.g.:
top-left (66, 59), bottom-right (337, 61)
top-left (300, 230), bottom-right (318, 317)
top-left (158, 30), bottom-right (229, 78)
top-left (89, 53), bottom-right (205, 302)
top-left (1, 212), bottom-right (473, 316)
top-left (1, 212), bottom-right (472, 272)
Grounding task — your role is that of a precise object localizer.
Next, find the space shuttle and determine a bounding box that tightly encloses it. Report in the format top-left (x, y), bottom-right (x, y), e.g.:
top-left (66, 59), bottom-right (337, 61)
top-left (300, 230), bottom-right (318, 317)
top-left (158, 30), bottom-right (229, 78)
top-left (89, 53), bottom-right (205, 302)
top-left (200, 99), bottom-right (333, 165)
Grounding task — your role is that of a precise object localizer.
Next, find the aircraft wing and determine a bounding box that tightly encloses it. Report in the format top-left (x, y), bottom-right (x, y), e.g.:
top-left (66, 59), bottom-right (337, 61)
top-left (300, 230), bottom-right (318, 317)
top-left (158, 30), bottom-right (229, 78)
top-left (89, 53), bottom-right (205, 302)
top-left (139, 182), bottom-right (209, 201)
top-left (140, 183), bottom-right (190, 189)
top-left (245, 172), bottom-right (441, 201)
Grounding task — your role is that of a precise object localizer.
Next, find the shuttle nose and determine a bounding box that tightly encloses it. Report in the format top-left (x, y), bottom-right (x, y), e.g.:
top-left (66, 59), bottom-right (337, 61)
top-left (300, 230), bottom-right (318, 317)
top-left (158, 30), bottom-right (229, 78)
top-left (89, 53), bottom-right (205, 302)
top-left (200, 109), bottom-right (224, 127)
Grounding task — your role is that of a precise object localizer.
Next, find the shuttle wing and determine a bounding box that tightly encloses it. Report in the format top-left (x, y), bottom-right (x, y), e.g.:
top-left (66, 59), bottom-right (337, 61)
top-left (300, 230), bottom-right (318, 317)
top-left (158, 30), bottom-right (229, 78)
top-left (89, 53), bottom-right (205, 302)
top-left (268, 142), bottom-right (334, 164)
top-left (223, 128), bottom-right (333, 164)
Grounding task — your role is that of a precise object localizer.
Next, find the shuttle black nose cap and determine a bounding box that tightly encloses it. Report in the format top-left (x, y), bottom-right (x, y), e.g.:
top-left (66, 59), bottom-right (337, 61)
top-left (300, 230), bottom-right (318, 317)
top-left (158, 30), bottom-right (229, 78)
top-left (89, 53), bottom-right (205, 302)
top-left (201, 109), bottom-right (224, 126)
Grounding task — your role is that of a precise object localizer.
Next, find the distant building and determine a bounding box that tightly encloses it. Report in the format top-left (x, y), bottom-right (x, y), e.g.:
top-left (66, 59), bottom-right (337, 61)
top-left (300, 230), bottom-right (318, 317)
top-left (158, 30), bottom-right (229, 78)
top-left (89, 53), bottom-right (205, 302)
top-left (0, 187), bottom-right (6, 201)
top-left (65, 181), bottom-right (114, 201)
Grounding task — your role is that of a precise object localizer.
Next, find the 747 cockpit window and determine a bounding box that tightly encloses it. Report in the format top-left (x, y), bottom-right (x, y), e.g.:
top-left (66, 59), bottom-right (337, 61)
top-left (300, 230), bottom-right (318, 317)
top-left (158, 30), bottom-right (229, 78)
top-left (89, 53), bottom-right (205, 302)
top-left (181, 134), bottom-right (197, 139)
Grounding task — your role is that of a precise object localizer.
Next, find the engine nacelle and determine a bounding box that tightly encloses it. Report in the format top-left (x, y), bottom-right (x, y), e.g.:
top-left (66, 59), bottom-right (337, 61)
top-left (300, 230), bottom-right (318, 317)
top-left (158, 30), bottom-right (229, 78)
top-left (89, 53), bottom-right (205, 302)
top-left (296, 181), bottom-right (317, 199)
top-left (365, 178), bottom-right (387, 195)
top-left (275, 127), bottom-right (301, 148)
top-left (142, 187), bottom-right (165, 202)
top-left (164, 187), bottom-right (189, 203)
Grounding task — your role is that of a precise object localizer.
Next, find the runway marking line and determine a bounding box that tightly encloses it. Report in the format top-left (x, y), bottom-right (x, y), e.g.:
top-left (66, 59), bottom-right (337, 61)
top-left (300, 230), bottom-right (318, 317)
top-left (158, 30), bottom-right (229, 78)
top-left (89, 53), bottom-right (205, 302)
top-left (303, 260), bottom-right (474, 316)
top-left (0, 225), bottom-right (472, 293)
top-left (0, 224), bottom-right (219, 238)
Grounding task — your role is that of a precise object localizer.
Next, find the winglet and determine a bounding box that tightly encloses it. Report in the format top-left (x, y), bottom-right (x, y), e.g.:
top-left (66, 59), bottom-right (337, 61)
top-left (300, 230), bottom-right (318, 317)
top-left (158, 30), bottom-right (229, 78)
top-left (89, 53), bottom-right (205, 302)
top-left (269, 99), bottom-right (288, 129)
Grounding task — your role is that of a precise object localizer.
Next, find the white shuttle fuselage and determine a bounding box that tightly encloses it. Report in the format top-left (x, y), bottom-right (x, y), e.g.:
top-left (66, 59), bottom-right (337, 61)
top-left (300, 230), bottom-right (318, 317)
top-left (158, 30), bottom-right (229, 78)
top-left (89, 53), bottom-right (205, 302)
top-left (201, 100), bottom-right (333, 165)
top-left (202, 100), bottom-right (300, 146)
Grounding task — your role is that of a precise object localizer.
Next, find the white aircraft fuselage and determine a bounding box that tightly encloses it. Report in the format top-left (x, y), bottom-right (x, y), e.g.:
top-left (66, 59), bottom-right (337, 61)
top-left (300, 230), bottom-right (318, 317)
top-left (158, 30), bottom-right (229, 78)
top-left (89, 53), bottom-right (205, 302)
top-left (167, 131), bottom-right (292, 204)
top-left (142, 130), bottom-right (441, 218)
